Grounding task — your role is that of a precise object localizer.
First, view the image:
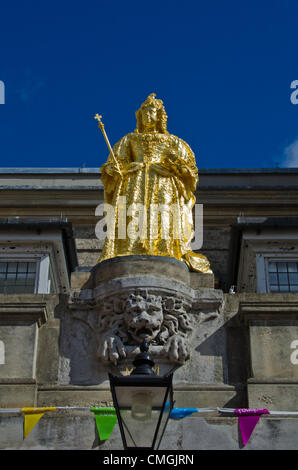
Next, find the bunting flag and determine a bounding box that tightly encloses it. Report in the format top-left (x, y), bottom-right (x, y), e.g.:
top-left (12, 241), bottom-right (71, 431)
top-left (91, 407), bottom-right (117, 441)
top-left (170, 408), bottom-right (199, 419)
top-left (170, 407), bottom-right (218, 418)
top-left (235, 408), bottom-right (270, 446)
top-left (21, 407), bottom-right (57, 439)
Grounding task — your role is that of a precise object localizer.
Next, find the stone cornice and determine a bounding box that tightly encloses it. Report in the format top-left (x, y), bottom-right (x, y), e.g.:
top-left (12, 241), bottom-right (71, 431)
top-left (0, 296), bottom-right (49, 326)
top-left (238, 293), bottom-right (298, 323)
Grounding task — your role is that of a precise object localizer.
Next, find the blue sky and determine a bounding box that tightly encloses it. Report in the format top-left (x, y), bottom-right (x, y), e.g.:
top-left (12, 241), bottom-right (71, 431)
top-left (1, 0), bottom-right (298, 169)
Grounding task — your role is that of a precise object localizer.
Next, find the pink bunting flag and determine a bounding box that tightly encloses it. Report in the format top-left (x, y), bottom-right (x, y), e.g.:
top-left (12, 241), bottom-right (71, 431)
top-left (235, 408), bottom-right (270, 446)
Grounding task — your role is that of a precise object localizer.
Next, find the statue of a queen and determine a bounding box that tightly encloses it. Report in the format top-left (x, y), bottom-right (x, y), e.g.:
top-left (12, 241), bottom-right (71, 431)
top-left (98, 93), bottom-right (212, 274)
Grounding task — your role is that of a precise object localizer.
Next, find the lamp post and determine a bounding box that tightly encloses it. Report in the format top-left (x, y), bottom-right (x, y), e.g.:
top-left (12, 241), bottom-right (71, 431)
top-left (109, 340), bottom-right (174, 450)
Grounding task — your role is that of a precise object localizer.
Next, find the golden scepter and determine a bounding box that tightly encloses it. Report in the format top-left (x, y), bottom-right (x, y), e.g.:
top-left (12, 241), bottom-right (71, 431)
top-left (94, 114), bottom-right (122, 177)
top-left (140, 152), bottom-right (149, 248)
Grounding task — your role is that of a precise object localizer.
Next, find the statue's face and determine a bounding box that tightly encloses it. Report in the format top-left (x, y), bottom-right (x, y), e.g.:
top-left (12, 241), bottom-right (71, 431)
top-left (141, 105), bottom-right (158, 130)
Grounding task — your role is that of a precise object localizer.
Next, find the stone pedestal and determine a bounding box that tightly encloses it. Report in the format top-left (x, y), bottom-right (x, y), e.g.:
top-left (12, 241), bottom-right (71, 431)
top-left (58, 255), bottom-right (237, 406)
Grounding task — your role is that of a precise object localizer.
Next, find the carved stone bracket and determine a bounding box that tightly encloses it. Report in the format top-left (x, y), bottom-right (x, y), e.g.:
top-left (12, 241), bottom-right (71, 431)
top-left (68, 256), bottom-right (223, 368)
top-left (69, 286), bottom-right (222, 367)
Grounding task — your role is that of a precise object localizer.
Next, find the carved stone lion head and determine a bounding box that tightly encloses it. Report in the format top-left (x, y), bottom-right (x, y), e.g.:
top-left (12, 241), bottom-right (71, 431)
top-left (124, 292), bottom-right (163, 345)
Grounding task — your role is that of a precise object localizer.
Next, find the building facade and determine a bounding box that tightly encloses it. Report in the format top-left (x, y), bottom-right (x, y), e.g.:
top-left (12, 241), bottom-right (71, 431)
top-left (0, 167), bottom-right (298, 450)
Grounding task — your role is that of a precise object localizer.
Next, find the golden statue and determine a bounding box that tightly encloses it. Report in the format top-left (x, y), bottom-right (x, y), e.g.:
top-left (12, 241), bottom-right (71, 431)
top-left (95, 93), bottom-right (212, 274)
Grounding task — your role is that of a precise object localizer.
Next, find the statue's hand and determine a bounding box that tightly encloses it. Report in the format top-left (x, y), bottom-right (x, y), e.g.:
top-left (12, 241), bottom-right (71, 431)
top-left (150, 164), bottom-right (172, 177)
top-left (97, 333), bottom-right (126, 365)
top-left (161, 151), bottom-right (184, 174)
top-left (163, 150), bottom-right (179, 163)
top-left (104, 164), bottom-right (122, 178)
top-left (125, 162), bottom-right (143, 173)
top-left (164, 335), bottom-right (190, 364)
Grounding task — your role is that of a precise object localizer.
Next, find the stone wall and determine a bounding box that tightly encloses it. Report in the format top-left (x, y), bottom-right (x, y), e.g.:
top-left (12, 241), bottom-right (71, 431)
top-left (1, 169), bottom-right (298, 450)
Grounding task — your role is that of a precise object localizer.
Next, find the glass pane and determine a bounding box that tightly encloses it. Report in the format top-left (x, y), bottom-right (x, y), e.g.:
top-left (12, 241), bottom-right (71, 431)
top-left (290, 285), bottom-right (298, 292)
top-left (7, 263), bottom-right (17, 273)
top-left (115, 386), bottom-right (168, 408)
top-left (277, 262), bottom-right (287, 272)
top-left (155, 391), bottom-right (172, 450)
top-left (288, 262), bottom-right (298, 273)
top-left (14, 285), bottom-right (26, 294)
top-left (5, 285), bottom-right (17, 294)
top-left (114, 383), bottom-right (170, 449)
top-left (22, 284), bottom-right (35, 293)
top-left (0, 263), bottom-right (7, 272)
top-left (6, 274), bottom-right (16, 285)
top-left (16, 272), bottom-right (27, 281)
top-left (289, 273), bottom-right (298, 285)
top-left (278, 273), bottom-right (289, 285)
top-left (120, 409), bottom-right (161, 448)
top-left (270, 285), bottom-right (279, 292)
top-left (268, 262), bottom-right (277, 272)
top-left (17, 262), bottom-right (28, 272)
top-left (28, 262), bottom-right (36, 273)
top-left (25, 282), bottom-right (36, 290)
top-left (269, 273), bottom-right (278, 284)
top-left (27, 273), bottom-right (35, 279)
top-left (279, 285), bottom-right (289, 292)
top-left (0, 273), bottom-right (6, 280)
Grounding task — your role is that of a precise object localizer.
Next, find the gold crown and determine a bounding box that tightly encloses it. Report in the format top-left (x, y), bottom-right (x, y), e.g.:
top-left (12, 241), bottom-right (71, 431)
top-left (140, 93), bottom-right (164, 110)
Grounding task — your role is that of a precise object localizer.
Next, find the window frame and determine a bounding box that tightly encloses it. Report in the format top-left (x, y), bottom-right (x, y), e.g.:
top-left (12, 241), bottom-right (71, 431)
top-left (0, 253), bottom-right (55, 294)
top-left (257, 253), bottom-right (298, 294)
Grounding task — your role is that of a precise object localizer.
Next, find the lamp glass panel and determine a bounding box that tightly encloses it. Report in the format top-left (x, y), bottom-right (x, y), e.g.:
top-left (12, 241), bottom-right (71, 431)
top-left (154, 392), bottom-right (172, 449)
top-left (114, 385), bottom-right (169, 448)
top-left (120, 409), bottom-right (161, 448)
top-left (114, 385), bottom-right (167, 408)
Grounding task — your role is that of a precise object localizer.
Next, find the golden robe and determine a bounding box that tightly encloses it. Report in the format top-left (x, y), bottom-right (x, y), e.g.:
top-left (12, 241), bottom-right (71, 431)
top-left (99, 131), bottom-right (211, 273)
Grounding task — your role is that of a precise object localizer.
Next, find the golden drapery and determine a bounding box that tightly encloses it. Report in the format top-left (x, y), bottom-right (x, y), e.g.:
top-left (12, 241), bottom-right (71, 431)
top-left (97, 94), bottom-right (212, 274)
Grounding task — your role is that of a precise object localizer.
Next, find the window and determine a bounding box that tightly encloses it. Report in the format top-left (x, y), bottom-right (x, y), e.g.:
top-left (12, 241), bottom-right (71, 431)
top-left (267, 260), bottom-right (298, 293)
top-left (0, 221), bottom-right (75, 295)
top-left (256, 254), bottom-right (298, 294)
top-left (0, 261), bottom-right (37, 294)
top-left (0, 255), bottom-right (54, 294)
top-left (235, 225), bottom-right (298, 293)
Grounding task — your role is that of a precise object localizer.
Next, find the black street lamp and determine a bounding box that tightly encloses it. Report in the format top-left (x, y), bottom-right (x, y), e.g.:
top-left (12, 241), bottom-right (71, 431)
top-left (109, 340), bottom-right (174, 450)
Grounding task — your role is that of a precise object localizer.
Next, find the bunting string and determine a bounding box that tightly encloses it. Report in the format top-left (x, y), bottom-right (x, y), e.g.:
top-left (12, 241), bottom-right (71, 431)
top-left (1, 406), bottom-right (297, 415)
top-left (0, 406), bottom-right (297, 446)
top-left (2, 406), bottom-right (298, 417)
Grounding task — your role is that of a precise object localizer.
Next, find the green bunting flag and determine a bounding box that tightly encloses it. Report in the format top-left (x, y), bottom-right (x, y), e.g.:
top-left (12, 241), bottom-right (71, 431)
top-left (91, 407), bottom-right (117, 441)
